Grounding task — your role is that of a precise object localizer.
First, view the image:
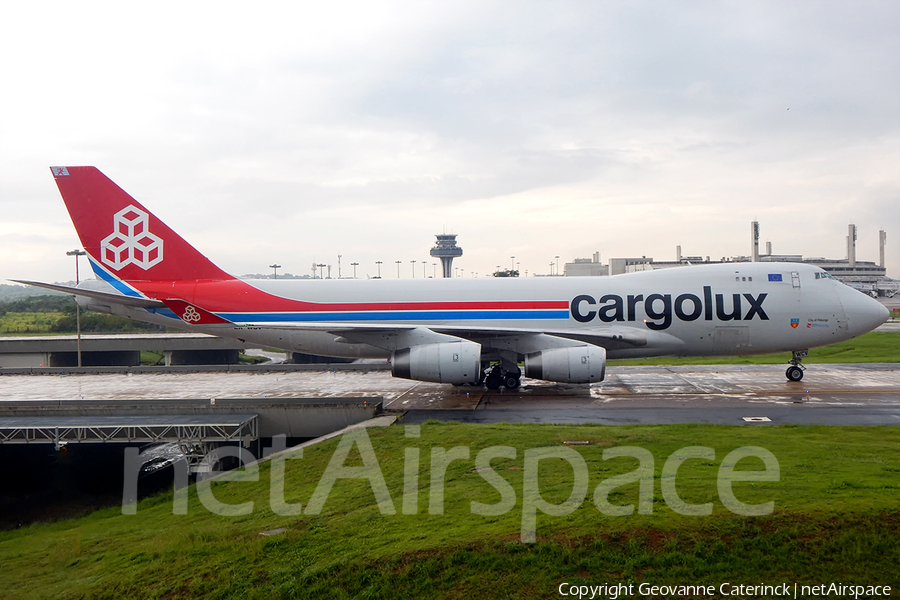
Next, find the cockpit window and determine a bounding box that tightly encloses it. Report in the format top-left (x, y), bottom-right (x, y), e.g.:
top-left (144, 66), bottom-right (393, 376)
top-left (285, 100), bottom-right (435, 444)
top-left (814, 272), bottom-right (835, 280)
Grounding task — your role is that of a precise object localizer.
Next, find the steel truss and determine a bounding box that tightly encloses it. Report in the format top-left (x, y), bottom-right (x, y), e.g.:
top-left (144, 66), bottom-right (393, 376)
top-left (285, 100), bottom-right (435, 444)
top-left (0, 415), bottom-right (259, 447)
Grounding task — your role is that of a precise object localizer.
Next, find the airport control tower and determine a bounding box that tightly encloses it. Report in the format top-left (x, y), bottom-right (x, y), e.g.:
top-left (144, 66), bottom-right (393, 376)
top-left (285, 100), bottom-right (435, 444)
top-left (430, 234), bottom-right (463, 278)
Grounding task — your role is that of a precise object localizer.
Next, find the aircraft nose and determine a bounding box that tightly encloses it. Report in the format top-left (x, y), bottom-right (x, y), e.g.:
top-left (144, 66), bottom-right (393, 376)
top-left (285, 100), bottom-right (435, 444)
top-left (839, 286), bottom-right (890, 336)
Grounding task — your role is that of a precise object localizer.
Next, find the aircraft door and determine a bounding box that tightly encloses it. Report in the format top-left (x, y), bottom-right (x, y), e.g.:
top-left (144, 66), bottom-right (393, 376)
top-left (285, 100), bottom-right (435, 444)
top-left (791, 271), bottom-right (801, 288)
top-left (830, 287), bottom-right (850, 333)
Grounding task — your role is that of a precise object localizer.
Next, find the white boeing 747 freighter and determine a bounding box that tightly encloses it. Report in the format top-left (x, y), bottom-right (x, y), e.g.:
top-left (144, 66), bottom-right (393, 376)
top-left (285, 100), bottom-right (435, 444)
top-left (16, 167), bottom-right (889, 389)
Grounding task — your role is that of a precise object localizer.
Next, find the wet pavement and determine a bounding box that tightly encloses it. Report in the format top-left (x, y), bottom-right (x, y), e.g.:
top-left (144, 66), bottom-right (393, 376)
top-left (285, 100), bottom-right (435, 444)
top-left (1, 363), bottom-right (898, 425)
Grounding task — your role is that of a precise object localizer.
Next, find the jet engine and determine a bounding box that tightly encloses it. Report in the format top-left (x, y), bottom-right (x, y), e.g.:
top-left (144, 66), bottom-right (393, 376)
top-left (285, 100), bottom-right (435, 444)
top-left (392, 340), bottom-right (482, 384)
top-left (524, 345), bottom-right (606, 384)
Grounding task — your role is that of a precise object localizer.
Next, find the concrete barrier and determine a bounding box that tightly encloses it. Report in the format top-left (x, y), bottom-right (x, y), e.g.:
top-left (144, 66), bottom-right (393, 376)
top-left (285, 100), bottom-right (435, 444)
top-left (0, 362), bottom-right (391, 376)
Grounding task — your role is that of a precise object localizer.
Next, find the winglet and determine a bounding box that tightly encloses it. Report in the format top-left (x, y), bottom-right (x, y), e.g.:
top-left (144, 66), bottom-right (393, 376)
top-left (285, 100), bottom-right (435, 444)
top-left (162, 299), bottom-right (234, 325)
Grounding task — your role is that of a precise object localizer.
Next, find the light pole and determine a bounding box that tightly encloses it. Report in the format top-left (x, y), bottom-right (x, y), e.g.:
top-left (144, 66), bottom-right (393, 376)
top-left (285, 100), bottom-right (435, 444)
top-left (375, 261), bottom-right (383, 278)
top-left (395, 260), bottom-right (402, 278)
top-left (411, 260), bottom-right (416, 278)
top-left (421, 261), bottom-right (427, 278)
top-left (269, 264), bottom-right (281, 279)
top-left (511, 256), bottom-right (515, 270)
top-left (66, 249), bottom-right (86, 367)
top-left (555, 255), bottom-right (560, 276)
top-left (316, 263), bottom-right (326, 279)
top-left (432, 263), bottom-right (437, 278)
top-left (337, 255), bottom-right (342, 278)
top-left (351, 262), bottom-right (359, 278)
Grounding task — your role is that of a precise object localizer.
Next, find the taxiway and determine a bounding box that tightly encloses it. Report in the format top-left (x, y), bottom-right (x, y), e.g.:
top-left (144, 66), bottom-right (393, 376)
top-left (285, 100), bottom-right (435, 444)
top-left (2, 363), bottom-right (898, 426)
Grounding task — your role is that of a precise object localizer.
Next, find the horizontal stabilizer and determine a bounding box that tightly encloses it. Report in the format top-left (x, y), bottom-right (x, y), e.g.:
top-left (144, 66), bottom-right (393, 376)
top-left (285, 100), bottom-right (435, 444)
top-left (11, 280), bottom-right (166, 308)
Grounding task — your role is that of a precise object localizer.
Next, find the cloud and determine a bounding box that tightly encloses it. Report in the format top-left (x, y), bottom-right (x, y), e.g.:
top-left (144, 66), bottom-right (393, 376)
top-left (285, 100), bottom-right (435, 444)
top-left (1, 1), bottom-right (897, 281)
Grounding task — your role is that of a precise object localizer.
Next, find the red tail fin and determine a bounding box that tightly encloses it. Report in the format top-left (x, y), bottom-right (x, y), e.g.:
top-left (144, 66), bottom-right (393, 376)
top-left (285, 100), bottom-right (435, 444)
top-left (50, 166), bottom-right (232, 282)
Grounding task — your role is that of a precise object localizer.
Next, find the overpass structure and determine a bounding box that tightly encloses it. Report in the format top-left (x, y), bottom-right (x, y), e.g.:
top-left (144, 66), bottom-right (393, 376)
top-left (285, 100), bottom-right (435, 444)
top-left (0, 334), bottom-right (374, 369)
top-left (0, 333), bottom-right (246, 368)
top-left (0, 397), bottom-right (382, 472)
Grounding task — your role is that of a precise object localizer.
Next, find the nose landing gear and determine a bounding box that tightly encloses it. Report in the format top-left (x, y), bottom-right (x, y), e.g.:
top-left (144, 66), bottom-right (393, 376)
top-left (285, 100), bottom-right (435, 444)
top-left (786, 349), bottom-right (808, 382)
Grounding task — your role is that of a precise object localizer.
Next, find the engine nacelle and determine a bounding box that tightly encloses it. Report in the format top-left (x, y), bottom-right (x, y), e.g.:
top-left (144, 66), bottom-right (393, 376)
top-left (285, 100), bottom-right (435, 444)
top-left (524, 345), bottom-right (606, 384)
top-left (392, 340), bottom-right (482, 384)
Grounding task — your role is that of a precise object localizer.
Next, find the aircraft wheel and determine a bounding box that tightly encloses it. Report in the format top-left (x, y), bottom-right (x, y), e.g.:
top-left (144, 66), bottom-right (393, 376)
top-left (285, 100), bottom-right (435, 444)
top-left (786, 366), bottom-right (804, 382)
top-left (503, 375), bottom-right (520, 390)
top-left (485, 377), bottom-right (502, 391)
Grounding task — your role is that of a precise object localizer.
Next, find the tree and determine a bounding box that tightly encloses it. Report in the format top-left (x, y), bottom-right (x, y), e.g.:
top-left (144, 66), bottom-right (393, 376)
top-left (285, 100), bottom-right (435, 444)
top-left (492, 269), bottom-right (519, 278)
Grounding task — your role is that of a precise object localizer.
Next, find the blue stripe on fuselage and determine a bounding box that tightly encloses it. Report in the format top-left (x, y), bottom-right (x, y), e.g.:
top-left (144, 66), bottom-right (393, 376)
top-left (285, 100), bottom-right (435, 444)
top-left (219, 309), bottom-right (569, 323)
top-left (88, 258), bottom-right (145, 298)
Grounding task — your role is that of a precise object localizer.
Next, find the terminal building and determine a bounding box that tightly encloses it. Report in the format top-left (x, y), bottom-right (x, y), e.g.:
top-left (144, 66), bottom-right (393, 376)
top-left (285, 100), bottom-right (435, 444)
top-left (562, 223), bottom-right (896, 297)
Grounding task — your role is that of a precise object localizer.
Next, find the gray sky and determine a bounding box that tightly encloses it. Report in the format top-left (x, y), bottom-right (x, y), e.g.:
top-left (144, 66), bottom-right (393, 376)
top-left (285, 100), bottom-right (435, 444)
top-left (1, 0), bottom-right (898, 283)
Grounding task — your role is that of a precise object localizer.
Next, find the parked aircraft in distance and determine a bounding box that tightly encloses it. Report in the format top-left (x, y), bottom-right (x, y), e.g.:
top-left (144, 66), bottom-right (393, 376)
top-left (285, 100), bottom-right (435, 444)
top-left (17, 167), bottom-right (889, 388)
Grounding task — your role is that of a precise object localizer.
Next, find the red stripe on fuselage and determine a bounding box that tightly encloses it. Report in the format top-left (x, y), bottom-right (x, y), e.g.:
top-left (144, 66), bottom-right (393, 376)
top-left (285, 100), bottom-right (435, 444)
top-left (129, 279), bottom-right (568, 313)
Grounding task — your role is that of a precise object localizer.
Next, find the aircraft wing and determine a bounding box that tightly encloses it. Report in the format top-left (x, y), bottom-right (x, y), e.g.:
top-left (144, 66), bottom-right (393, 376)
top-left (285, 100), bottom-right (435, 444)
top-left (26, 281), bottom-right (651, 356)
top-left (430, 324), bottom-right (649, 350)
top-left (15, 285), bottom-right (652, 355)
top-left (214, 319), bottom-right (649, 353)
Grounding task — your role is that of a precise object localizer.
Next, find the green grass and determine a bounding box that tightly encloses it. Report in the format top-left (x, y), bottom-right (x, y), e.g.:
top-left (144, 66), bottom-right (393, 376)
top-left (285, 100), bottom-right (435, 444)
top-left (1, 423), bottom-right (897, 599)
top-left (137, 351), bottom-right (270, 365)
top-left (0, 311), bottom-right (66, 334)
top-left (0, 295), bottom-right (163, 335)
top-left (239, 353), bottom-right (271, 364)
top-left (140, 350), bottom-right (165, 365)
top-left (610, 331), bottom-right (899, 365)
top-left (0, 311), bottom-right (162, 335)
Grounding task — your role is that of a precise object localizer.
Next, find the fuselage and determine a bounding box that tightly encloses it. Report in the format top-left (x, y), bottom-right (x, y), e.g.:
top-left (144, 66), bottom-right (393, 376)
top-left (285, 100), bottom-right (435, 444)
top-left (89, 261), bottom-right (888, 361)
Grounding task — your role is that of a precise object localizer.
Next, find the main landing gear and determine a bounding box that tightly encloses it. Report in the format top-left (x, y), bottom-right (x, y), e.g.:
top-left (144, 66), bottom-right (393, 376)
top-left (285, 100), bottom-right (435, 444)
top-left (483, 364), bottom-right (521, 390)
top-left (786, 349), bottom-right (808, 382)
